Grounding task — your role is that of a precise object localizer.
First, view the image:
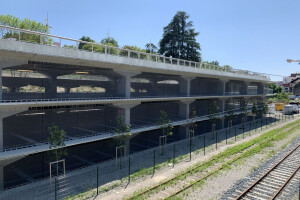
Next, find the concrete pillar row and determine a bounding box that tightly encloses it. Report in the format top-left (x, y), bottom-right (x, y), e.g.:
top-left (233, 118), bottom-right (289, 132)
top-left (114, 70), bottom-right (141, 99)
top-left (220, 98), bottom-right (227, 129)
top-left (113, 102), bottom-right (140, 125)
top-left (180, 76), bottom-right (195, 97)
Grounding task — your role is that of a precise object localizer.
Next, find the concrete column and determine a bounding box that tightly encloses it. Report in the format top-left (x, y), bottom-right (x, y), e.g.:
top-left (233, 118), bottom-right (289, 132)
top-left (114, 102), bottom-right (140, 125)
top-left (45, 74), bottom-right (57, 98)
top-left (0, 166), bottom-right (3, 190)
top-left (179, 100), bottom-right (194, 119)
top-left (220, 79), bottom-right (228, 96)
top-left (0, 118), bottom-right (2, 152)
top-left (244, 81), bottom-right (250, 95)
top-left (115, 70), bottom-right (140, 99)
top-left (0, 68), bottom-right (2, 101)
top-left (180, 76), bottom-right (194, 97)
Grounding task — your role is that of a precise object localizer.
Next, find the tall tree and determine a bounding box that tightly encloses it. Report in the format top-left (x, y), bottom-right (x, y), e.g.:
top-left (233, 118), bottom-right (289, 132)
top-left (158, 11), bottom-right (201, 62)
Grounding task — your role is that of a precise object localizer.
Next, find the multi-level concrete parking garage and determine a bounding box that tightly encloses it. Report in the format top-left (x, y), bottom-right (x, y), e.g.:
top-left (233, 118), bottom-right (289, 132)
top-left (0, 25), bottom-right (272, 190)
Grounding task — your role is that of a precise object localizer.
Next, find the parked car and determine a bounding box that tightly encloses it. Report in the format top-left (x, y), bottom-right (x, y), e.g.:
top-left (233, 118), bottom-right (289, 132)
top-left (291, 104), bottom-right (299, 114)
top-left (283, 105), bottom-right (294, 115)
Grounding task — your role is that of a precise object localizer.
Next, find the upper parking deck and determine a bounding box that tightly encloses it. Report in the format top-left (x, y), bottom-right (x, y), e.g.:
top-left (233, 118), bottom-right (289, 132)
top-left (0, 25), bottom-right (270, 82)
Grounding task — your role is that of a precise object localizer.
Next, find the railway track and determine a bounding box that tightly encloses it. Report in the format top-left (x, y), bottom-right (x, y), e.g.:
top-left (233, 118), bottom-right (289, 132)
top-left (232, 144), bottom-right (300, 200)
top-left (126, 120), bottom-right (300, 200)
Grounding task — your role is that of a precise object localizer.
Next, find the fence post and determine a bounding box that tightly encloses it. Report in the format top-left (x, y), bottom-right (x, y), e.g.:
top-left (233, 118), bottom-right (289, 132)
top-left (55, 178), bottom-right (58, 200)
top-left (152, 149), bottom-right (156, 176)
top-left (243, 124), bottom-right (245, 139)
top-left (235, 127), bottom-right (237, 141)
top-left (249, 122), bottom-right (252, 135)
top-left (96, 166), bottom-right (99, 195)
top-left (215, 131), bottom-right (218, 150)
top-left (173, 144), bottom-right (175, 168)
top-left (266, 117), bottom-right (268, 128)
top-left (203, 134), bottom-right (206, 155)
top-left (189, 137), bottom-right (192, 161)
top-left (261, 118), bottom-right (263, 131)
top-left (128, 157), bottom-right (131, 184)
top-left (255, 120), bottom-right (257, 131)
top-left (226, 129), bottom-right (228, 145)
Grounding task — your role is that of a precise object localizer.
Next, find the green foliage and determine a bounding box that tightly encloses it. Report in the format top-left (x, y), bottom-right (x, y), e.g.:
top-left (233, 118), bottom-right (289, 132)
top-left (251, 102), bottom-right (258, 116)
top-left (158, 11), bottom-right (201, 62)
top-left (0, 14), bottom-right (51, 44)
top-left (269, 83), bottom-right (283, 94)
top-left (113, 116), bottom-right (131, 146)
top-left (240, 100), bottom-right (248, 118)
top-left (78, 36), bottom-right (95, 49)
top-left (208, 101), bottom-right (220, 125)
top-left (268, 91), bottom-right (290, 103)
top-left (157, 110), bottom-right (173, 136)
top-left (48, 126), bottom-right (67, 161)
top-left (101, 37), bottom-right (119, 47)
top-left (189, 107), bottom-right (197, 131)
top-left (224, 109), bottom-right (236, 123)
top-left (145, 43), bottom-right (158, 53)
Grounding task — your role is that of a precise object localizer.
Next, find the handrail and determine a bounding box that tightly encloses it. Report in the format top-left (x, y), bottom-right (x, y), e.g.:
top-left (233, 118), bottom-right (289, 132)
top-left (0, 25), bottom-right (270, 80)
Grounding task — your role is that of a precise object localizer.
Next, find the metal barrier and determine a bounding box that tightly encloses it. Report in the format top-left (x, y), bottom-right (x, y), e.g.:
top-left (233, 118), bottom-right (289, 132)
top-left (0, 25), bottom-right (270, 81)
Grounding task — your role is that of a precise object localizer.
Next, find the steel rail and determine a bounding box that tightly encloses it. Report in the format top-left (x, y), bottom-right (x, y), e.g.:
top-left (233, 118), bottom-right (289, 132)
top-left (234, 144), bottom-right (300, 200)
top-left (271, 164), bottom-right (300, 199)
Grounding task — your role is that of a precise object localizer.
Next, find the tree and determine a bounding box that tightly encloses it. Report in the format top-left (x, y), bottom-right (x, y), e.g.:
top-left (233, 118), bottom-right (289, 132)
top-left (78, 36), bottom-right (95, 49)
top-left (188, 107), bottom-right (197, 134)
top-left (157, 110), bottom-right (173, 136)
top-left (158, 11), bottom-right (201, 62)
top-left (48, 126), bottom-right (67, 175)
top-left (224, 109), bottom-right (236, 125)
top-left (113, 116), bottom-right (131, 147)
top-left (0, 14), bottom-right (51, 44)
top-left (145, 43), bottom-right (158, 53)
top-left (101, 37), bottom-right (119, 47)
top-left (251, 101), bottom-right (258, 121)
top-left (269, 83), bottom-right (283, 94)
top-left (208, 101), bottom-right (220, 126)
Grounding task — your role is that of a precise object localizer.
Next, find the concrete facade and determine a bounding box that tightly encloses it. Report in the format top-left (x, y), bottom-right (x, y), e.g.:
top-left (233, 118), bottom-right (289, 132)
top-left (0, 37), bottom-right (270, 190)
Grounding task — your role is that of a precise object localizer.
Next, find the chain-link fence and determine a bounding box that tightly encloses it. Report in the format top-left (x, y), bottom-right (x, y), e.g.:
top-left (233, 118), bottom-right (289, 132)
top-left (0, 113), bottom-right (295, 200)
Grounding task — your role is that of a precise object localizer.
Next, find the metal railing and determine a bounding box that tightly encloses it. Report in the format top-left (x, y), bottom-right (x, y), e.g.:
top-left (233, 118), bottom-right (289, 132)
top-left (0, 25), bottom-right (270, 81)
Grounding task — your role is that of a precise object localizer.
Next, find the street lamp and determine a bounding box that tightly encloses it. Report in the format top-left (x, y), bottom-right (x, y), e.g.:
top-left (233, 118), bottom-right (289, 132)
top-left (287, 59), bottom-right (300, 63)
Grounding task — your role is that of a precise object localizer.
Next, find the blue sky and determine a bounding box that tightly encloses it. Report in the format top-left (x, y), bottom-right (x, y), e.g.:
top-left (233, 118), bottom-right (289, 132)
top-left (1, 0), bottom-right (300, 81)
